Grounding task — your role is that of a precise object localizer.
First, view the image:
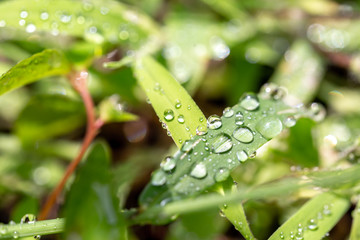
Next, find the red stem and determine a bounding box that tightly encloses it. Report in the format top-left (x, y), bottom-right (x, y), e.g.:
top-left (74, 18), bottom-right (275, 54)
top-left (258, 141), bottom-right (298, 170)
top-left (38, 71), bottom-right (103, 220)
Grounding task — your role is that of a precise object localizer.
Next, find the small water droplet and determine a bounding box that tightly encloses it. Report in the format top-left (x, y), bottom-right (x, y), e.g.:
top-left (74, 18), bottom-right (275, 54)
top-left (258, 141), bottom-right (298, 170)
top-left (223, 107), bottom-right (234, 117)
top-left (187, 105), bottom-right (191, 110)
top-left (40, 12), bottom-right (49, 20)
top-left (256, 116), bottom-right (283, 139)
top-left (20, 10), bottom-right (28, 18)
top-left (239, 94), bottom-right (260, 111)
top-left (190, 163), bottom-right (207, 179)
top-left (21, 214), bottom-right (36, 224)
top-left (177, 115), bottom-right (185, 124)
top-left (214, 168), bottom-right (230, 182)
top-left (308, 219), bottom-right (318, 230)
top-left (219, 210), bottom-right (226, 217)
top-left (279, 232), bottom-right (285, 239)
top-left (164, 109), bottom-right (174, 122)
top-left (196, 124), bottom-right (207, 136)
top-left (178, 138), bottom-right (183, 144)
top-left (236, 151), bottom-right (248, 162)
top-left (181, 140), bottom-right (193, 152)
top-left (284, 116), bottom-right (296, 127)
top-left (175, 100), bottom-right (182, 109)
top-left (212, 133), bottom-right (233, 153)
top-left (160, 157), bottom-right (176, 172)
top-left (25, 23), bottom-right (36, 33)
top-left (233, 127), bottom-right (254, 143)
top-left (34, 235), bottom-right (41, 240)
top-left (249, 151), bottom-right (256, 159)
top-left (207, 115), bottom-right (222, 130)
top-left (309, 102), bottom-right (326, 121)
top-left (323, 205), bottom-right (332, 216)
top-left (151, 171), bottom-right (167, 186)
top-left (13, 231), bottom-right (19, 239)
top-left (199, 117), bottom-right (204, 122)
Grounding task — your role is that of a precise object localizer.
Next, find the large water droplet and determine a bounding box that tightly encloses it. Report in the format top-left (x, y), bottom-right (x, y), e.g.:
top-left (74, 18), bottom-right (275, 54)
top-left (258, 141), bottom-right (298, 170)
top-left (207, 115), bottom-right (222, 130)
top-left (190, 163), bottom-right (207, 179)
top-left (239, 94), bottom-right (260, 111)
top-left (151, 171), bottom-right (167, 186)
top-left (160, 157), bottom-right (176, 172)
top-left (164, 109), bottom-right (174, 122)
top-left (223, 107), bottom-right (234, 118)
top-left (177, 115), bottom-right (185, 124)
top-left (307, 219), bottom-right (318, 231)
top-left (214, 168), bottom-right (230, 182)
top-left (233, 127), bottom-right (254, 143)
top-left (256, 116), bottom-right (283, 139)
top-left (236, 151), bottom-right (248, 162)
top-left (212, 133), bottom-right (233, 153)
top-left (284, 116), bottom-right (296, 127)
top-left (20, 214), bottom-right (36, 224)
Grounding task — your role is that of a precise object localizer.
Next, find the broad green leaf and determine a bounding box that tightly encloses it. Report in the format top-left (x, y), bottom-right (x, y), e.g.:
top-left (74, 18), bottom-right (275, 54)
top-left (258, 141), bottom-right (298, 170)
top-left (0, 0), bottom-right (159, 46)
top-left (139, 86), bottom-right (308, 208)
top-left (133, 56), bottom-right (206, 148)
top-left (0, 49), bottom-right (70, 96)
top-left (350, 199), bottom-right (360, 240)
top-left (64, 141), bottom-right (126, 240)
top-left (98, 95), bottom-right (138, 124)
top-left (15, 94), bottom-right (85, 145)
top-left (268, 192), bottom-right (350, 240)
top-left (270, 40), bottom-right (324, 104)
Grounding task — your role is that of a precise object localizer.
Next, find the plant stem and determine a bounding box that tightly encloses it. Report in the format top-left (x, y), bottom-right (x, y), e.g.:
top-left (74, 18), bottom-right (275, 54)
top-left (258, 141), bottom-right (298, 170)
top-left (0, 218), bottom-right (65, 239)
top-left (38, 70), bottom-right (103, 220)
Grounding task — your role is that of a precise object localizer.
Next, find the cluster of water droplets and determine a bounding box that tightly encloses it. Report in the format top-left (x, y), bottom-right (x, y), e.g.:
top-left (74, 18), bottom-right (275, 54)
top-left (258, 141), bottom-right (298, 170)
top-left (0, 214), bottom-right (42, 239)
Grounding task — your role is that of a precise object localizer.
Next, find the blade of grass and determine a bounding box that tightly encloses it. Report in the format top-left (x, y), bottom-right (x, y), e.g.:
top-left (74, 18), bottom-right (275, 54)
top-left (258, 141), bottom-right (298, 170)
top-left (268, 192), bottom-right (350, 240)
top-left (133, 56), bottom-right (206, 148)
top-left (0, 49), bottom-right (70, 96)
top-left (350, 198), bottom-right (360, 240)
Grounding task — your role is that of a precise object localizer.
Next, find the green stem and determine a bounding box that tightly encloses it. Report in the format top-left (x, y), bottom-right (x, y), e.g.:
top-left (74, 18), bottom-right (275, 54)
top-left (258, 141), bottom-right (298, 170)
top-left (0, 218), bottom-right (65, 239)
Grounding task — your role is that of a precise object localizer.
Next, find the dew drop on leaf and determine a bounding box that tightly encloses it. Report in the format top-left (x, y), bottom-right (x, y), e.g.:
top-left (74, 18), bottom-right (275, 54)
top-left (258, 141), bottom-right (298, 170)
top-left (214, 168), bottom-right (230, 182)
top-left (211, 133), bottom-right (233, 153)
top-left (255, 116), bottom-right (283, 139)
top-left (34, 235), bottom-right (41, 240)
top-left (284, 116), bottom-right (296, 127)
top-left (164, 109), bottom-right (174, 122)
top-left (160, 157), bottom-right (176, 172)
top-left (239, 94), bottom-right (260, 111)
top-left (190, 163), bottom-right (207, 179)
top-left (223, 107), bottom-right (234, 117)
top-left (151, 171), bottom-right (167, 186)
top-left (307, 219), bottom-right (318, 231)
top-left (20, 214), bottom-right (36, 224)
top-left (235, 111), bottom-right (244, 125)
top-left (196, 124), bottom-right (207, 136)
top-left (13, 231), bottom-right (19, 239)
top-left (233, 127), bottom-right (254, 143)
top-left (236, 150), bottom-right (248, 162)
top-left (177, 115), bottom-right (185, 124)
top-left (309, 102), bottom-right (326, 122)
top-left (175, 100), bottom-right (182, 109)
top-left (181, 140), bottom-right (193, 152)
top-left (207, 115), bottom-right (222, 130)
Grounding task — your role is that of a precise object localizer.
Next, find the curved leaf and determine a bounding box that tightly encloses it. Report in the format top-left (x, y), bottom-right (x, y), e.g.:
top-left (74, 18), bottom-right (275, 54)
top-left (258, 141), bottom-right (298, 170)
top-left (0, 49), bottom-right (70, 96)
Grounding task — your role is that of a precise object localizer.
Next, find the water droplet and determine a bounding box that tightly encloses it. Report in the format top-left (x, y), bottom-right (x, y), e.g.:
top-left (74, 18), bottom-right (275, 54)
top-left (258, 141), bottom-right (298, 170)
top-left (160, 157), bottom-right (176, 172)
top-left (256, 116), bottom-right (283, 139)
top-left (60, 13), bottom-right (72, 24)
top-left (187, 105), bottom-right (191, 110)
top-left (219, 210), bottom-right (226, 217)
top-left (177, 115), bottom-right (185, 124)
top-left (34, 235), bottom-right (41, 239)
top-left (207, 115), bottom-right (222, 130)
top-left (210, 36), bottom-right (230, 60)
top-left (234, 111), bottom-right (244, 125)
top-left (181, 140), bottom-right (193, 152)
top-left (212, 133), bottom-right (233, 153)
top-left (21, 214), bottom-right (36, 224)
top-left (233, 127), bottom-right (254, 143)
top-left (0, 225), bottom-right (8, 235)
top-left (239, 94), bottom-right (260, 111)
top-left (196, 124), bottom-right (207, 136)
top-left (309, 102), bottom-right (326, 121)
top-left (190, 163), bottom-right (207, 179)
top-left (13, 231), bottom-right (19, 239)
top-left (249, 151), bottom-right (256, 159)
top-left (199, 117), bottom-right (204, 122)
top-left (20, 10), bottom-right (28, 18)
top-left (175, 100), bottom-right (182, 109)
top-left (284, 116), bottom-right (296, 127)
top-left (151, 171), bottom-right (167, 186)
top-left (214, 168), bottom-right (230, 182)
top-left (0, 20), bottom-right (6, 27)
top-left (25, 23), bottom-right (36, 33)
top-left (223, 107), bottom-right (234, 117)
top-left (236, 151), bottom-right (248, 162)
top-left (307, 219), bottom-right (318, 231)
top-left (323, 205), bottom-right (332, 216)
top-left (164, 109), bottom-right (174, 122)
top-left (40, 12), bottom-right (49, 21)
top-left (178, 138), bottom-right (183, 144)
top-left (279, 232), bottom-right (285, 239)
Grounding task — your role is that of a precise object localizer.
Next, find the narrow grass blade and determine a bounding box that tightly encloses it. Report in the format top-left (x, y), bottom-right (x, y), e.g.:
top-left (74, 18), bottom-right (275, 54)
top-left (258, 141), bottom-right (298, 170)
top-left (350, 199), bottom-right (360, 240)
top-left (133, 56), bottom-right (206, 148)
top-left (0, 49), bottom-right (70, 96)
top-left (268, 192), bottom-right (350, 240)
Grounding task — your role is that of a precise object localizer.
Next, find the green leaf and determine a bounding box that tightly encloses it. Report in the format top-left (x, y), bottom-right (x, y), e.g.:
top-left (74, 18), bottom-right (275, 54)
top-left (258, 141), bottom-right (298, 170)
top-left (15, 94), bottom-right (85, 145)
top-left (64, 141), bottom-right (126, 240)
top-left (0, 49), bottom-right (70, 96)
top-left (268, 192), bottom-right (350, 240)
top-left (350, 199), bottom-right (360, 240)
top-left (139, 87), bottom-right (307, 208)
top-left (98, 95), bottom-right (138, 124)
top-left (0, 0), bottom-right (159, 46)
top-left (133, 56), bottom-right (206, 148)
